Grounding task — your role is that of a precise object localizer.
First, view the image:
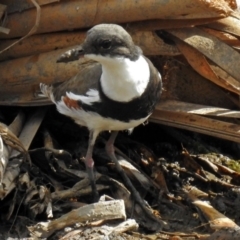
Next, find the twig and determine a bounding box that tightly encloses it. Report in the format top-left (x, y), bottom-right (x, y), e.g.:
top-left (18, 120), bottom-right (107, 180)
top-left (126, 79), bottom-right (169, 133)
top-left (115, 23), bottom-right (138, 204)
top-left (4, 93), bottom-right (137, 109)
top-left (0, 0), bottom-right (41, 54)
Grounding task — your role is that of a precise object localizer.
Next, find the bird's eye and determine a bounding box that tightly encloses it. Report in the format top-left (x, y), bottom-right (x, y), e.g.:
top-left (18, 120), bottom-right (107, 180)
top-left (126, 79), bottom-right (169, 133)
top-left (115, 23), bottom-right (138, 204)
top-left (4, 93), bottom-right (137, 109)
top-left (100, 40), bottom-right (112, 50)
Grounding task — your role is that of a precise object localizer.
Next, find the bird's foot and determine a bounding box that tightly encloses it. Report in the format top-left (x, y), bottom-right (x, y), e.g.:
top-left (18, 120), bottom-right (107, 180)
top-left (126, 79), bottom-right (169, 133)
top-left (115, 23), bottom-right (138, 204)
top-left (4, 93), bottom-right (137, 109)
top-left (105, 133), bottom-right (162, 230)
top-left (86, 164), bottom-right (99, 203)
top-left (91, 184), bottom-right (100, 203)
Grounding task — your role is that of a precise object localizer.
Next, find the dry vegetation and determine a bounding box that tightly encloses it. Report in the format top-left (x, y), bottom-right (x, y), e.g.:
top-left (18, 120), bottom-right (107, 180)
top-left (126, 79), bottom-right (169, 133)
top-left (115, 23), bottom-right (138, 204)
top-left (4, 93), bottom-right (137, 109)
top-left (0, 0), bottom-right (240, 239)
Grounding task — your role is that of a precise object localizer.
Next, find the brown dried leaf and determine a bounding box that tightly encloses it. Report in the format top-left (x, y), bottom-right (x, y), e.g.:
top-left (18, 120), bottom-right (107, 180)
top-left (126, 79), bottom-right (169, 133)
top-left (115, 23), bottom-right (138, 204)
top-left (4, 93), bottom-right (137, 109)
top-left (214, 163), bottom-right (240, 185)
top-left (209, 61), bottom-right (240, 92)
top-left (0, 135), bottom-right (9, 183)
top-left (175, 39), bottom-right (240, 94)
top-left (118, 158), bottom-right (153, 190)
top-left (206, 16), bottom-right (240, 37)
top-left (0, 122), bottom-right (27, 156)
top-left (151, 166), bottom-right (169, 193)
top-left (168, 27), bottom-right (240, 83)
top-left (208, 227), bottom-right (240, 240)
top-left (200, 27), bottom-right (240, 46)
top-left (193, 200), bottom-right (239, 229)
top-left (181, 149), bottom-right (206, 177)
top-left (0, 159), bottom-right (20, 200)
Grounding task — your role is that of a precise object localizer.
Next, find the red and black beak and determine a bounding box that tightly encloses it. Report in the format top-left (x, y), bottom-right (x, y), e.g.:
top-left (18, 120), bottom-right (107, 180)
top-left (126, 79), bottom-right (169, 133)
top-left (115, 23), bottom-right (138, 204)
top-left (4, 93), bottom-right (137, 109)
top-left (56, 45), bottom-right (85, 63)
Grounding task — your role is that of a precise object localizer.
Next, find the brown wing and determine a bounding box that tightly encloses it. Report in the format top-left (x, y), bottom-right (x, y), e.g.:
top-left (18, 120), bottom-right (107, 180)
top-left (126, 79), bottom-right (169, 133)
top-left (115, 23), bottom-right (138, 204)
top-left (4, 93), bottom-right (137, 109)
top-left (52, 61), bottom-right (102, 102)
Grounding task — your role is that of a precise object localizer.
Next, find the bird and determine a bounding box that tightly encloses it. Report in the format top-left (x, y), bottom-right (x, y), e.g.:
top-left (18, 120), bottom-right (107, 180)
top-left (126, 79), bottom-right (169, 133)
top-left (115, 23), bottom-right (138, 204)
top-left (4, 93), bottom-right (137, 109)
top-left (40, 23), bottom-right (162, 200)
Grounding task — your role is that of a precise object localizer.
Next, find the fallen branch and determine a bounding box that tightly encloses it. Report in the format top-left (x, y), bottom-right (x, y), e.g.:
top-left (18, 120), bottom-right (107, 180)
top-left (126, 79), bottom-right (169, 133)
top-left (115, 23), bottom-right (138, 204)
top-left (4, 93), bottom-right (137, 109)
top-left (28, 199), bottom-right (126, 238)
top-left (157, 100), bottom-right (240, 118)
top-left (0, 30), bottom-right (179, 61)
top-left (0, 0), bottom-right (233, 39)
top-left (150, 109), bottom-right (240, 143)
top-left (59, 219), bottom-right (138, 240)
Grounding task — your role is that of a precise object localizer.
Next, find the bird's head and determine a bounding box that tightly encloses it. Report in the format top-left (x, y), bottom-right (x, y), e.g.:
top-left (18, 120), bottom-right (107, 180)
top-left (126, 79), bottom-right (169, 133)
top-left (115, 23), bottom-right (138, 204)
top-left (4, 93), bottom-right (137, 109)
top-left (57, 24), bottom-right (142, 64)
top-left (82, 24), bottom-right (142, 62)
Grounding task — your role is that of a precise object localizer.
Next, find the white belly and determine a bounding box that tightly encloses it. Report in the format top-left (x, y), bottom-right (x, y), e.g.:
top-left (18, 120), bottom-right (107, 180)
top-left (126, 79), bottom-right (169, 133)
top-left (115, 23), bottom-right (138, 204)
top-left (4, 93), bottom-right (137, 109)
top-left (76, 111), bottom-right (149, 132)
top-left (56, 103), bottom-right (149, 132)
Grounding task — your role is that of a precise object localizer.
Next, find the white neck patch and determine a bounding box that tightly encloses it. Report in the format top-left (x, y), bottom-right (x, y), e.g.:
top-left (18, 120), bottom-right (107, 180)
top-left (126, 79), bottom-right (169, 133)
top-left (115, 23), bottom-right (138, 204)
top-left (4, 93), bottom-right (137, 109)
top-left (85, 54), bottom-right (150, 102)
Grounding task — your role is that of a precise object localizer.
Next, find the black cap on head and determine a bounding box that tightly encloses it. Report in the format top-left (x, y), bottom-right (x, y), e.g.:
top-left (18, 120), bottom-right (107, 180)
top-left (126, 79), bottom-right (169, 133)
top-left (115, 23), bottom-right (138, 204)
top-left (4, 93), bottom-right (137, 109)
top-left (82, 24), bottom-right (142, 61)
top-left (56, 24), bottom-right (142, 63)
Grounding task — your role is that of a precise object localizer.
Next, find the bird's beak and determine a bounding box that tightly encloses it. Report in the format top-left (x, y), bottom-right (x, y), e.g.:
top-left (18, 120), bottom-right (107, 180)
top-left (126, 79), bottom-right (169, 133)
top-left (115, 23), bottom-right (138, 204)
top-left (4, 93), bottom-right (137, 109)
top-left (56, 46), bottom-right (85, 63)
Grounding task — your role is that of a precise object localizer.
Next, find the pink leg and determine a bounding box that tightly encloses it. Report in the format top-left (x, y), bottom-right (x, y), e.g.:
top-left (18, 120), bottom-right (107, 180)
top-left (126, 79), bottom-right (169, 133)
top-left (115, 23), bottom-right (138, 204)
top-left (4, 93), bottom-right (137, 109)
top-left (106, 131), bottom-right (136, 186)
top-left (85, 130), bottom-right (99, 201)
top-left (105, 131), bottom-right (118, 156)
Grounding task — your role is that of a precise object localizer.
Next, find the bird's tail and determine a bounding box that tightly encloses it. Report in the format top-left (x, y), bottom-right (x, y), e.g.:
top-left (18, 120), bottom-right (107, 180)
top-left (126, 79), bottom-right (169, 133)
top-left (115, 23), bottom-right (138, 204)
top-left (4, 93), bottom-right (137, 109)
top-left (39, 83), bottom-right (56, 103)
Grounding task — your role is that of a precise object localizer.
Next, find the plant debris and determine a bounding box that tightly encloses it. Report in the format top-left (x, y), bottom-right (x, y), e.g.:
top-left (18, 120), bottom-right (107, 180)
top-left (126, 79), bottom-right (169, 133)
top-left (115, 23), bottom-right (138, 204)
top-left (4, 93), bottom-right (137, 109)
top-left (0, 0), bottom-right (240, 239)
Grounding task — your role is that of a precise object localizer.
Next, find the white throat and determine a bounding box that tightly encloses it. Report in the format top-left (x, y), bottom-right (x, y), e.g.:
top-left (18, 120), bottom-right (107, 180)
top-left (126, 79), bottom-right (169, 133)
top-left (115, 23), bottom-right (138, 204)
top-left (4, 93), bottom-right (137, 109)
top-left (85, 54), bottom-right (150, 102)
